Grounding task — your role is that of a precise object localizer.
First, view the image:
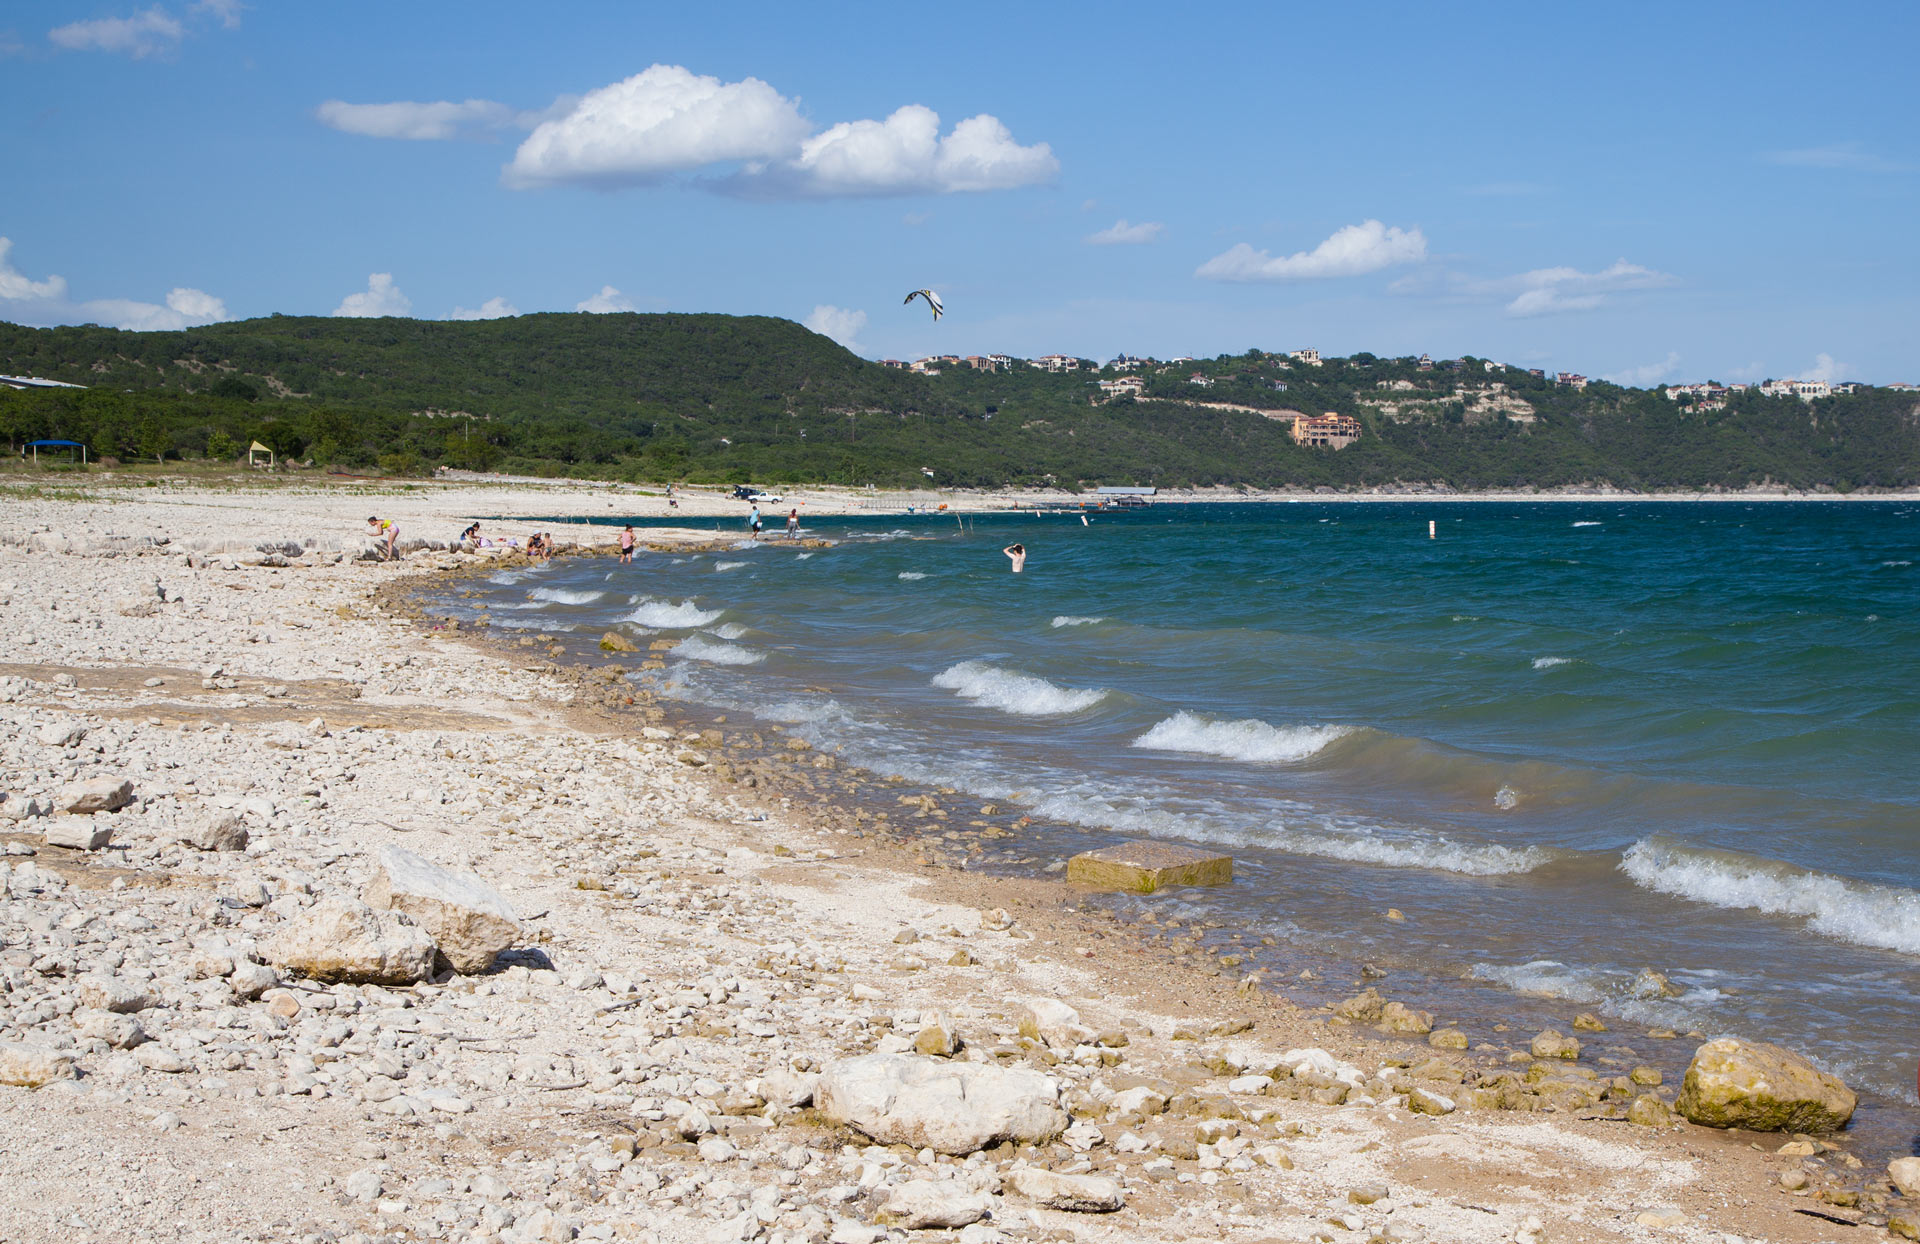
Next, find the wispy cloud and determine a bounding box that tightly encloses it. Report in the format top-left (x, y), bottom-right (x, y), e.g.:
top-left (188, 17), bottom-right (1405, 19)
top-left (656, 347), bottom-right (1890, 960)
top-left (575, 285), bottom-right (635, 314)
top-left (332, 273), bottom-right (411, 318)
top-left (803, 304), bottom-right (867, 351)
top-left (1196, 220), bottom-right (1426, 282)
top-left (1602, 351), bottom-right (1682, 386)
top-left (49, 6), bottom-right (184, 58)
top-left (1799, 352), bottom-right (1849, 383)
top-left (1087, 219), bottom-right (1163, 246)
top-left (1764, 141), bottom-right (1908, 173)
top-left (193, 0), bottom-right (243, 29)
top-left (1502, 259), bottom-right (1677, 317)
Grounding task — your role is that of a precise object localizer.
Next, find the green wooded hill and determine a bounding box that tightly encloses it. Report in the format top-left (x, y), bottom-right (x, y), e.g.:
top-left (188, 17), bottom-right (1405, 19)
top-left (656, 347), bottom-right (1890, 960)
top-left (2, 312), bottom-right (1916, 491)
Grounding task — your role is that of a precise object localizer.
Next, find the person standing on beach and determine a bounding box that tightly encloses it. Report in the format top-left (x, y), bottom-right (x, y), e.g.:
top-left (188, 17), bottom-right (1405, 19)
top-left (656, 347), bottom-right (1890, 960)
top-left (618, 525), bottom-right (636, 564)
top-left (785, 508), bottom-right (800, 540)
top-left (1004, 543), bottom-right (1026, 573)
top-left (749, 504), bottom-right (763, 540)
top-left (367, 515), bottom-right (398, 561)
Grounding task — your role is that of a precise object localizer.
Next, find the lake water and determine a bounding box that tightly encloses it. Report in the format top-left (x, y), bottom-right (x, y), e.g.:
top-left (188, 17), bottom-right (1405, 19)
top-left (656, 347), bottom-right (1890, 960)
top-left (450, 500), bottom-right (1920, 1128)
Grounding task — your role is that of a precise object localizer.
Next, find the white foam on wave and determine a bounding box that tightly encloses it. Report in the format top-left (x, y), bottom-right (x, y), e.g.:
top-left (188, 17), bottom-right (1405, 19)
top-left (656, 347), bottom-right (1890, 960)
top-left (1051, 615), bottom-right (1106, 628)
top-left (1885, 560), bottom-right (1913, 568)
top-left (1620, 838), bottom-right (1920, 956)
top-left (714, 561), bottom-right (746, 572)
top-left (627, 599), bottom-right (723, 628)
top-left (528, 587), bottom-right (606, 605)
top-left (795, 552), bottom-right (814, 560)
top-left (671, 635), bottom-right (765, 666)
top-left (1028, 788), bottom-right (1552, 876)
top-left (1572, 520), bottom-right (1603, 528)
top-left (931, 661), bottom-right (1108, 716)
top-left (1467, 958), bottom-right (1722, 1030)
top-left (1132, 711), bottom-right (1349, 764)
top-left (898, 571), bottom-right (929, 581)
top-left (709, 622), bottom-right (750, 640)
top-left (1531, 656), bottom-right (1572, 669)
top-left (487, 569), bottom-right (533, 586)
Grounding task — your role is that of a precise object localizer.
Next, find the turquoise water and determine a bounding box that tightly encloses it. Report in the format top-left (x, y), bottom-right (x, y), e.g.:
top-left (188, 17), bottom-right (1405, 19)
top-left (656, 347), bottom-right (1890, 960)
top-left (459, 501), bottom-right (1920, 1111)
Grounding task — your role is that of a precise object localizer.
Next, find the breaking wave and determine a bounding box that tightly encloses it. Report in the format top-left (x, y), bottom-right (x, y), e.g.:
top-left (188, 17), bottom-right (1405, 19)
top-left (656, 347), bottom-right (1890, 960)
top-left (1051, 615), bottom-right (1106, 628)
top-left (1532, 656), bottom-right (1572, 670)
top-left (672, 636), bottom-right (765, 666)
top-left (527, 587), bottom-right (606, 605)
top-left (930, 661), bottom-right (1108, 716)
top-left (627, 599), bottom-right (724, 628)
top-left (1132, 711), bottom-right (1350, 764)
top-left (1620, 838), bottom-right (1920, 956)
top-left (898, 572), bottom-right (929, 581)
top-left (714, 561), bottom-right (746, 572)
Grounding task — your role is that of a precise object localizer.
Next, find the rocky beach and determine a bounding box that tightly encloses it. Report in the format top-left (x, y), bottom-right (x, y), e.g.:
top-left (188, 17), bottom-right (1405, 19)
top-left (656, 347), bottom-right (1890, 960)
top-left (0, 474), bottom-right (1913, 1244)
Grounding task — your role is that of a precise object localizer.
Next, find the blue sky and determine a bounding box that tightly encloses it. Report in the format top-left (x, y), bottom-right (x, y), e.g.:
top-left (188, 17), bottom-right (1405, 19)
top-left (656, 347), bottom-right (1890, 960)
top-left (2, 1), bottom-right (1915, 384)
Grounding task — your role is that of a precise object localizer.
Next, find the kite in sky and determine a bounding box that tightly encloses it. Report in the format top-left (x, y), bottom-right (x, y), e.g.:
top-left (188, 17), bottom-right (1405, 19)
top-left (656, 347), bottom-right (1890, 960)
top-left (904, 289), bottom-right (943, 321)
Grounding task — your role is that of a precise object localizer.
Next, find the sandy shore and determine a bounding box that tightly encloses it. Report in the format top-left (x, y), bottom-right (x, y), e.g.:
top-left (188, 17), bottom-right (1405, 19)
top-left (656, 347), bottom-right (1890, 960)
top-left (0, 478), bottom-right (1905, 1244)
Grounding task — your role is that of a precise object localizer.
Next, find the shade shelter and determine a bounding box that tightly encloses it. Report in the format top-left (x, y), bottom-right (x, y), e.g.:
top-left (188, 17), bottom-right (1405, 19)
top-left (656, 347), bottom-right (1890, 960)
top-left (26, 439), bottom-right (87, 464)
top-left (248, 440), bottom-right (274, 468)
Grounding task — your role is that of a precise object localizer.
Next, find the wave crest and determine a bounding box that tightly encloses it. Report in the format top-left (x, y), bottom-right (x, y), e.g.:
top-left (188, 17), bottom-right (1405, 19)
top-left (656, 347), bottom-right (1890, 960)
top-left (931, 661), bottom-right (1108, 716)
top-left (627, 599), bottom-right (723, 628)
top-left (528, 587), bottom-right (606, 605)
top-left (1051, 615), bottom-right (1106, 628)
top-left (672, 636), bottom-right (765, 666)
top-left (1132, 711), bottom-right (1349, 764)
top-left (1620, 838), bottom-right (1920, 956)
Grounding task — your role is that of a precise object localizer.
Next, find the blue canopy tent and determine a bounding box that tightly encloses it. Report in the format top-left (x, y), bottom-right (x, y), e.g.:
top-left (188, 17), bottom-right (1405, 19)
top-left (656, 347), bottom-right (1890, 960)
top-left (26, 439), bottom-right (87, 464)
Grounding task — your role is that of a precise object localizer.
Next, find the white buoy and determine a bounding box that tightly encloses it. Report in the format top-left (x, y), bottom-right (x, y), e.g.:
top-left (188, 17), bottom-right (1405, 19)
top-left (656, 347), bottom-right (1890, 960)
top-left (1429, 520), bottom-right (1436, 539)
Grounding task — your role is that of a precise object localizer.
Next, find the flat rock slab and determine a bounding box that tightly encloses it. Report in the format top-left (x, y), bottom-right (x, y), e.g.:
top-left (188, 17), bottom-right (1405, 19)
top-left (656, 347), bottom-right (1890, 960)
top-left (1066, 840), bottom-right (1232, 892)
top-left (364, 844), bottom-right (522, 974)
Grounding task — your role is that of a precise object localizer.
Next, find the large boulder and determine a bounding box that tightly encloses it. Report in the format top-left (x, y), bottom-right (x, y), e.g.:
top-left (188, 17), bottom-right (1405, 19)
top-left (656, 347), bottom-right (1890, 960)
top-left (1018, 998), bottom-right (1093, 1049)
top-left (876, 1180), bottom-right (993, 1229)
top-left (1675, 1038), bottom-right (1856, 1133)
top-left (1005, 1167), bottom-right (1125, 1212)
top-left (363, 845), bottom-right (523, 973)
top-left (264, 897), bottom-right (438, 984)
top-left (55, 777), bottom-right (132, 815)
top-left (0, 1043), bottom-right (76, 1087)
top-left (815, 1053), bottom-right (1068, 1155)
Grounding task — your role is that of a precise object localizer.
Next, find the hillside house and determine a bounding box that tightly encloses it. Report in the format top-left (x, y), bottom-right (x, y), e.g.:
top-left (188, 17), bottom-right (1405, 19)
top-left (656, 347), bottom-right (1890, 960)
top-left (1289, 348), bottom-right (1323, 366)
top-left (1759, 378), bottom-right (1831, 401)
top-left (1555, 373), bottom-right (1589, 389)
top-left (1032, 354), bottom-right (1081, 373)
top-left (1291, 412), bottom-right (1361, 449)
top-left (1188, 372), bottom-right (1214, 388)
top-left (1096, 376), bottom-right (1146, 400)
top-left (1417, 354), bottom-right (1434, 371)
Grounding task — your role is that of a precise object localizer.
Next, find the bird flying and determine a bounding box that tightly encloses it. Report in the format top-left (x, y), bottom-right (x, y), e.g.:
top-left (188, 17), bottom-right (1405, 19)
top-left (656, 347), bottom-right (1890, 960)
top-left (904, 289), bottom-right (943, 321)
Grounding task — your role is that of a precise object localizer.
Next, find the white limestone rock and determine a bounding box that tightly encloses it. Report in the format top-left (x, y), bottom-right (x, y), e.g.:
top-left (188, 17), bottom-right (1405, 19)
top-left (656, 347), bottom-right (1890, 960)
top-left (55, 777), bottom-right (133, 815)
top-left (364, 844), bottom-right (523, 974)
top-left (1005, 1167), bottom-right (1125, 1212)
top-left (877, 1179), bottom-right (994, 1229)
top-left (45, 819), bottom-right (113, 850)
top-left (179, 813), bottom-right (249, 852)
top-left (1017, 998), bottom-right (1094, 1049)
top-left (0, 1043), bottom-right (77, 1087)
top-left (264, 896), bottom-right (438, 985)
top-left (815, 1052), bottom-right (1068, 1155)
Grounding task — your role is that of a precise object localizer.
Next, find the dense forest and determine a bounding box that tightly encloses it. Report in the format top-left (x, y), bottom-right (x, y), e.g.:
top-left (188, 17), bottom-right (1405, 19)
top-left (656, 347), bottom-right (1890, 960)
top-left (2, 312), bottom-right (1916, 491)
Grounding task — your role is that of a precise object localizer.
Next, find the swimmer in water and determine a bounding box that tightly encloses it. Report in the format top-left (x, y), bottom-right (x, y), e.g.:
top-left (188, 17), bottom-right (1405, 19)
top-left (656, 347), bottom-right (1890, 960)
top-left (1004, 543), bottom-right (1026, 573)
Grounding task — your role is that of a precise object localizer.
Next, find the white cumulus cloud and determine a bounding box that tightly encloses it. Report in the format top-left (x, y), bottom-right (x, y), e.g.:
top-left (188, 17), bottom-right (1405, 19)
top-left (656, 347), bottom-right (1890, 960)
top-left (480, 64), bottom-right (1053, 197)
top-left (318, 98), bottom-right (521, 142)
top-left (83, 287), bottom-right (229, 331)
top-left (48, 6), bottom-right (184, 57)
top-left (332, 273), bottom-right (411, 318)
top-left (0, 237), bottom-right (69, 302)
top-left (449, 296), bottom-right (519, 321)
top-left (0, 237), bottom-right (229, 331)
top-left (803, 305), bottom-right (867, 350)
top-left (506, 64), bottom-right (811, 189)
top-left (575, 285), bottom-right (636, 314)
top-left (774, 106), bottom-right (1056, 196)
top-left (1196, 220), bottom-right (1427, 282)
top-left (1087, 219), bottom-right (1163, 245)
top-left (1602, 351), bottom-right (1683, 387)
top-left (1502, 259), bottom-right (1676, 317)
